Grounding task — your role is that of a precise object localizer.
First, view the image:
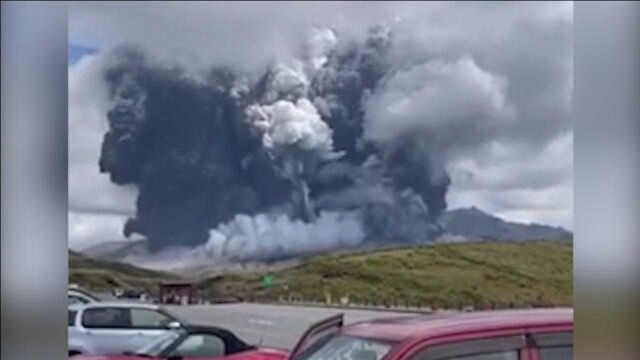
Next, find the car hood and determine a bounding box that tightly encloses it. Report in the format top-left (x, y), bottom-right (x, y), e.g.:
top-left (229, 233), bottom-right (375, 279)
top-left (73, 349), bottom-right (289, 360)
top-left (218, 348), bottom-right (290, 360)
top-left (71, 356), bottom-right (150, 360)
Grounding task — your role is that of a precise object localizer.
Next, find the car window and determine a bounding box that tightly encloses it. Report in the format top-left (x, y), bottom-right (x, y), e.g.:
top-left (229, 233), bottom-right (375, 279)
top-left (130, 308), bottom-right (173, 328)
top-left (441, 353), bottom-right (517, 360)
top-left (410, 336), bottom-right (525, 360)
top-left (68, 310), bottom-right (77, 326)
top-left (532, 332), bottom-right (572, 360)
top-left (168, 334), bottom-right (226, 358)
top-left (137, 331), bottom-right (183, 357)
top-left (538, 347), bottom-right (572, 360)
top-left (295, 335), bottom-right (393, 360)
top-left (82, 307), bottom-right (132, 329)
top-left (289, 314), bottom-right (344, 359)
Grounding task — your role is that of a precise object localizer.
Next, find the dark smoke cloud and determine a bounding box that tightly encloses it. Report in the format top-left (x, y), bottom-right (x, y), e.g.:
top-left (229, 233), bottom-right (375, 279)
top-left (99, 27), bottom-right (452, 252)
top-left (99, 46), bottom-right (291, 250)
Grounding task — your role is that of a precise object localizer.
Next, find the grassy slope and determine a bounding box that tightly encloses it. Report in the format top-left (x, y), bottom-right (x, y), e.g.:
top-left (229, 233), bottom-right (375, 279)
top-left (69, 250), bottom-right (178, 292)
top-left (198, 240), bottom-right (572, 309)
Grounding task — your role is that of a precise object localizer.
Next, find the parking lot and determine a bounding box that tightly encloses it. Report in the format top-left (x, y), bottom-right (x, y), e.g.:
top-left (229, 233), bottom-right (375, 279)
top-left (166, 303), bottom-right (418, 349)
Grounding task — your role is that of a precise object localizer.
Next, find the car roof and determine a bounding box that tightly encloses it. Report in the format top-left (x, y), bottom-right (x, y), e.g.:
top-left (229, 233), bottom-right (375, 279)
top-left (69, 288), bottom-right (100, 299)
top-left (342, 308), bottom-right (573, 342)
top-left (183, 324), bottom-right (236, 333)
top-left (68, 302), bottom-right (162, 311)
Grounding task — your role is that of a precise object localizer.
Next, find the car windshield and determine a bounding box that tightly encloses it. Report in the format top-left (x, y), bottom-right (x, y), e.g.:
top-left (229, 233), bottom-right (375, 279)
top-left (294, 335), bottom-right (394, 360)
top-left (135, 331), bottom-right (182, 357)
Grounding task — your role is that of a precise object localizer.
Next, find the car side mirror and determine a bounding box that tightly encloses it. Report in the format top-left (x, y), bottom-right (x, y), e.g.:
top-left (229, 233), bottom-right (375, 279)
top-left (165, 321), bottom-right (182, 329)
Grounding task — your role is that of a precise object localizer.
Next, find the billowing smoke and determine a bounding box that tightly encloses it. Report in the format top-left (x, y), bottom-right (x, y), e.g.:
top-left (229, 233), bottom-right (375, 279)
top-left (203, 210), bottom-right (364, 262)
top-left (99, 47), bottom-right (292, 251)
top-left (246, 98), bottom-right (343, 222)
top-left (97, 25), bottom-right (488, 260)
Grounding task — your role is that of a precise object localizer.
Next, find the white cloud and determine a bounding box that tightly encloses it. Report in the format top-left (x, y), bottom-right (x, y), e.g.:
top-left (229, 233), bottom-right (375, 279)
top-left (69, 2), bottom-right (398, 73)
top-left (68, 53), bottom-right (137, 214)
top-left (68, 211), bottom-right (129, 250)
top-left (68, 53), bottom-right (137, 248)
top-left (364, 57), bottom-right (514, 147)
top-left (447, 132), bottom-right (573, 229)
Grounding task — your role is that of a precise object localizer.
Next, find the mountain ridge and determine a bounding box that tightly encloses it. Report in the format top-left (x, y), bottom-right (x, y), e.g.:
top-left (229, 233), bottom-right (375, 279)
top-left (440, 206), bottom-right (572, 241)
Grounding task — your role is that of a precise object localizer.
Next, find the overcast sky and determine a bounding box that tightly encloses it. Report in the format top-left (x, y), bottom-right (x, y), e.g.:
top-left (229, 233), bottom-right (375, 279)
top-left (68, 1), bottom-right (573, 249)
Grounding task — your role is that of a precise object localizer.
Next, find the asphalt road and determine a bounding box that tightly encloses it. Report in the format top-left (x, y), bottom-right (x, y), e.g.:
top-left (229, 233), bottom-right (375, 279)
top-left (167, 303), bottom-right (418, 349)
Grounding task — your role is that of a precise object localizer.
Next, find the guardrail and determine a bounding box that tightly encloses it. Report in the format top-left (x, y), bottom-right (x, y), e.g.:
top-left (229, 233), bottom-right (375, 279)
top-left (262, 300), bottom-right (437, 314)
top-left (192, 297), bottom-right (540, 313)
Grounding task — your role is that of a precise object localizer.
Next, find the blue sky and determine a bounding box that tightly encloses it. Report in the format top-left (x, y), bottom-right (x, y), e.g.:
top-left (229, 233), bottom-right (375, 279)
top-left (68, 44), bottom-right (97, 65)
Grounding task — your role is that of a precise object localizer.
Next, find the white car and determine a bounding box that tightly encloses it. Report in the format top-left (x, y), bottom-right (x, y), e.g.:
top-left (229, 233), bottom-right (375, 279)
top-left (68, 302), bottom-right (183, 357)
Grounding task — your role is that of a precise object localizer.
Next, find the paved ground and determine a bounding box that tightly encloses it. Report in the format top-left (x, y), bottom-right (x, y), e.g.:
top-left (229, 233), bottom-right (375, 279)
top-left (167, 303), bottom-right (419, 349)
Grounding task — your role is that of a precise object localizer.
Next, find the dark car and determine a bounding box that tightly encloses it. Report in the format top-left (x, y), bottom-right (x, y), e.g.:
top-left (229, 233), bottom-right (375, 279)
top-left (117, 289), bottom-right (144, 300)
top-left (288, 308), bottom-right (573, 360)
top-left (73, 324), bottom-right (287, 360)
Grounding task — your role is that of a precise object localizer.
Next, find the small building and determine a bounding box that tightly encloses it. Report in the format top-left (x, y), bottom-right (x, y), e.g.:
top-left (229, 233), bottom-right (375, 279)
top-left (159, 281), bottom-right (195, 305)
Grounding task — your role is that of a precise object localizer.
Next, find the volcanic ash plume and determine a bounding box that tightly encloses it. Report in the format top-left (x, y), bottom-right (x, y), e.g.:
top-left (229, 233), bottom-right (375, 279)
top-left (246, 98), bottom-right (343, 222)
top-left (99, 26), bottom-right (461, 260)
top-left (202, 210), bottom-right (364, 262)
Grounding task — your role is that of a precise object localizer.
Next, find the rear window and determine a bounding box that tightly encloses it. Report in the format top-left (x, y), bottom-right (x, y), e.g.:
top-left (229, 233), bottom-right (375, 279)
top-left (294, 335), bottom-right (393, 360)
top-left (82, 307), bottom-right (131, 328)
top-left (410, 336), bottom-right (525, 360)
top-left (138, 331), bottom-right (183, 357)
top-left (68, 310), bottom-right (77, 326)
top-left (539, 347), bottom-right (572, 360)
top-left (168, 334), bottom-right (226, 358)
top-left (532, 332), bottom-right (572, 360)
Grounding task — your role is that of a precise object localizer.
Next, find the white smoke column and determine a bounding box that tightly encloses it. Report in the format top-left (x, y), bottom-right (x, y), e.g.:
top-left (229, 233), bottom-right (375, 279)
top-left (118, 211), bottom-right (364, 270)
top-left (263, 62), bottom-right (309, 103)
top-left (305, 27), bottom-right (338, 70)
top-left (247, 98), bottom-right (343, 221)
top-left (248, 99), bottom-right (338, 156)
top-left (201, 210), bottom-right (364, 261)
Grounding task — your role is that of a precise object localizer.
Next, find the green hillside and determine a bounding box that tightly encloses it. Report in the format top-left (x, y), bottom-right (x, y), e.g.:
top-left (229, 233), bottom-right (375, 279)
top-left (198, 240), bottom-right (573, 309)
top-left (69, 250), bottom-right (178, 292)
top-left (70, 240), bottom-right (572, 309)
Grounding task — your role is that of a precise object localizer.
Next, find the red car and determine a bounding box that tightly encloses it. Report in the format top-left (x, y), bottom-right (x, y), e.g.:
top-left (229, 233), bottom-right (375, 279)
top-left (286, 307), bottom-right (572, 360)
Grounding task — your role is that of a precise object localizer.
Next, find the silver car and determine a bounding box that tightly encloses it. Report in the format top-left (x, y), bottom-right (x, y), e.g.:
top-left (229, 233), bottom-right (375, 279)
top-left (68, 302), bottom-right (183, 357)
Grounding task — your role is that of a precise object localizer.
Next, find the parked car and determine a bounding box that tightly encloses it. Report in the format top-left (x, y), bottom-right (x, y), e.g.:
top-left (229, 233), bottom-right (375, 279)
top-left (68, 302), bottom-right (185, 357)
top-left (117, 289), bottom-right (145, 300)
top-left (69, 288), bottom-right (101, 305)
top-left (72, 324), bottom-right (288, 360)
top-left (287, 308), bottom-right (573, 360)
